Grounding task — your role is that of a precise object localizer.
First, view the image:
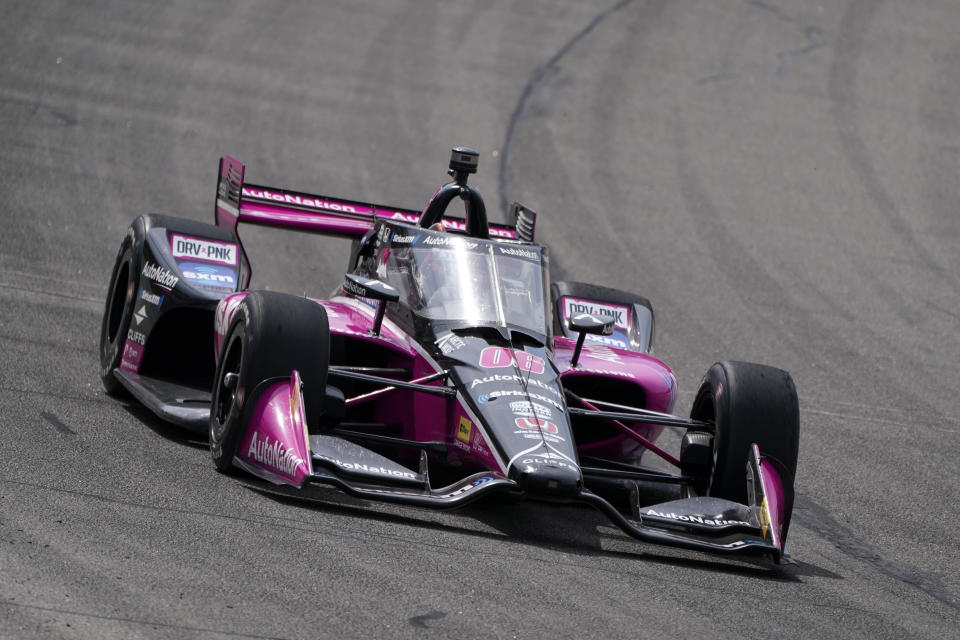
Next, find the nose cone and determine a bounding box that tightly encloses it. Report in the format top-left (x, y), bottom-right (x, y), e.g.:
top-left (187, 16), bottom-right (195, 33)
top-left (508, 457), bottom-right (583, 501)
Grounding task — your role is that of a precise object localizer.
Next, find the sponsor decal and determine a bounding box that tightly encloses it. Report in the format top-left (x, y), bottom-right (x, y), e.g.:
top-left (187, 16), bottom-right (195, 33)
top-left (563, 297), bottom-right (629, 330)
top-left (509, 401), bottom-right (551, 419)
top-left (435, 332), bottom-right (466, 355)
top-left (644, 510), bottom-right (752, 528)
top-left (180, 262), bottom-right (236, 289)
top-left (120, 340), bottom-right (142, 371)
top-left (496, 245), bottom-right (539, 261)
top-left (139, 288), bottom-right (164, 307)
top-left (142, 261), bottom-right (179, 290)
top-left (440, 475), bottom-right (493, 499)
top-left (469, 374), bottom-right (561, 398)
top-left (479, 347), bottom-right (545, 374)
top-left (384, 212), bottom-right (515, 239)
top-left (242, 187), bottom-right (359, 213)
top-left (514, 416), bottom-right (559, 435)
top-left (477, 389), bottom-right (564, 411)
top-left (247, 431), bottom-right (306, 477)
top-left (126, 329), bottom-right (146, 346)
top-left (457, 417), bottom-right (472, 444)
top-left (759, 497), bottom-right (770, 540)
top-left (585, 334), bottom-right (629, 348)
top-left (132, 304), bottom-right (147, 326)
top-left (170, 234), bottom-right (238, 266)
top-left (315, 455), bottom-right (418, 480)
top-left (574, 368), bottom-right (636, 379)
top-left (519, 454), bottom-right (578, 473)
top-left (342, 279), bottom-right (367, 297)
top-left (581, 342), bottom-right (622, 364)
top-left (420, 235), bottom-right (479, 250)
top-left (390, 232), bottom-right (416, 244)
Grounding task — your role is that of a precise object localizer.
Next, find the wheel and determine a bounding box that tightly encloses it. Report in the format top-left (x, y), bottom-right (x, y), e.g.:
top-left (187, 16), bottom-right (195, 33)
top-left (685, 361), bottom-right (799, 505)
top-left (99, 222), bottom-right (145, 396)
top-left (209, 291), bottom-right (330, 472)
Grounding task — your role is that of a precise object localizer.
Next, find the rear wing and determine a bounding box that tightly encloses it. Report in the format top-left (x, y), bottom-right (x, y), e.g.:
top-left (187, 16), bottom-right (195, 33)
top-left (215, 155), bottom-right (522, 237)
top-left (214, 155), bottom-right (524, 289)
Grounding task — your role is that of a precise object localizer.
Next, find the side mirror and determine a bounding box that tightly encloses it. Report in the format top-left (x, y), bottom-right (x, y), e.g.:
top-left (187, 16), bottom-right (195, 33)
top-left (568, 313), bottom-right (615, 368)
top-left (343, 274), bottom-right (399, 336)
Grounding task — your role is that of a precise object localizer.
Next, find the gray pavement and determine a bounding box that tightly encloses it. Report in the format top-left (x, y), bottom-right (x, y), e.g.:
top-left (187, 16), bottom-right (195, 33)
top-left (1, 1), bottom-right (958, 638)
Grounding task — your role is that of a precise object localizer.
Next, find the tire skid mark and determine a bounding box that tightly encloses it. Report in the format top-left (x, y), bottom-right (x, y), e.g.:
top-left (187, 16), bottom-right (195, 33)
top-left (0, 281), bottom-right (101, 304)
top-left (408, 609), bottom-right (447, 629)
top-left (793, 495), bottom-right (959, 613)
top-left (0, 600), bottom-right (290, 640)
top-left (40, 411), bottom-right (76, 435)
top-left (498, 0), bottom-right (634, 216)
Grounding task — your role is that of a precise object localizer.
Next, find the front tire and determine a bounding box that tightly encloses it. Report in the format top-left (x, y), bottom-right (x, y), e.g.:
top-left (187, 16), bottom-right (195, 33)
top-left (99, 223), bottom-right (144, 396)
top-left (209, 291), bottom-right (330, 472)
top-left (686, 361), bottom-right (799, 505)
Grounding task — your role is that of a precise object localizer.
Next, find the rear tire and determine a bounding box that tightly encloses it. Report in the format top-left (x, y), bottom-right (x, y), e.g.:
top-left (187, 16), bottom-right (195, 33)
top-left (687, 361), bottom-right (799, 505)
top-left (209, 291), bottom-right (330, 472)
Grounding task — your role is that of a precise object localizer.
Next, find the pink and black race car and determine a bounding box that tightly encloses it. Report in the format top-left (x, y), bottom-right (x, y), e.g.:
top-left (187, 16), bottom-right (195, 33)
top-left (100, 147), bottom-right (799, 562)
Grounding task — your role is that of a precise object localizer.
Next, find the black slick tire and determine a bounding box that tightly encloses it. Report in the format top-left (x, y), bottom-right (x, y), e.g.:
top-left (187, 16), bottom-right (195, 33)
top-left (689, 361), bottom-right (799, 506)
top-left (209, 291), bottom-right (330, 472)
top-left (99, 221), bottom-right (145, 396)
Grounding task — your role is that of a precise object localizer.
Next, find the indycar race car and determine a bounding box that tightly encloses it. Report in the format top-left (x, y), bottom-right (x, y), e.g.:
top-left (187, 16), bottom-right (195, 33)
top-left (99, 147), bottom-right (799, 563)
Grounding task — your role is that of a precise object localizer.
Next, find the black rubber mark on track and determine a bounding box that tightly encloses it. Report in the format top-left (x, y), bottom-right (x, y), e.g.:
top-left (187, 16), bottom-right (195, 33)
top-left (408, 609), bottom-right (447, 629)
top-left (41, 411), bottom-right (76, 435)
top-left (498, 0), bottom-right (634, 216)
top-left (0, 600), bottom-right (289, 640)
top-left (793, 495), bottom-right (959, 612)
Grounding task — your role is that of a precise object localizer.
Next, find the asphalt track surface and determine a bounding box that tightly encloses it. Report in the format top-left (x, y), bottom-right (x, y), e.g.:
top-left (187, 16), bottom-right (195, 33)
top-left (2, 1), bottom-right (959, 638)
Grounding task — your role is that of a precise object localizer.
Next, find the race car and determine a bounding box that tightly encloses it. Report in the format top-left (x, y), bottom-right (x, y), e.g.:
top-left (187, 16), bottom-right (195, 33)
top-left (99, 147), bottom-right (799, 563)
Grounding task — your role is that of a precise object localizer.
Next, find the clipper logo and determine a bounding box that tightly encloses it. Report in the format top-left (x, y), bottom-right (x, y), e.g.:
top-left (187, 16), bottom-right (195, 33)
top-left (520, 454), bottom-right (578, 473)
top-left (142, 261), bottom-right (179, 290)
top-left (563, 297), bottom-right (629, 330)
top-left (644, 510), bottom-right (752, 528)
top-left (247, 431), bottom-right (306, 477)
top-left (171, 234), bottom-right (238, 266)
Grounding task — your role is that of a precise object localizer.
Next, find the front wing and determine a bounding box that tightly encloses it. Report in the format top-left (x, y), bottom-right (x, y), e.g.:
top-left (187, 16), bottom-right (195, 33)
top-left (236, 373), bottom-right (791, 563)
